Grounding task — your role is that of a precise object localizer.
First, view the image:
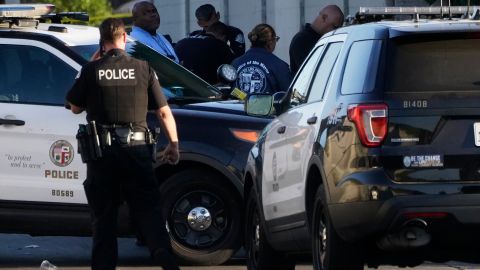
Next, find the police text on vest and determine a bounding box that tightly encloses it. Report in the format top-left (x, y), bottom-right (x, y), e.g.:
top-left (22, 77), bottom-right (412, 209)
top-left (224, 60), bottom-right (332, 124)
top-left (98, 69), bottom-right (135, 80)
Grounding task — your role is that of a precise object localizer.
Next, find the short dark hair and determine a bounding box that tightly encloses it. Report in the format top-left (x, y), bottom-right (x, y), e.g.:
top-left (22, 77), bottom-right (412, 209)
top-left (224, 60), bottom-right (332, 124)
top-left (99, 18), bottom-right (125, 43)
top-left (195, 4), bottom-right (216, 20)
top-left (206, 21), bottom-right (228, 38)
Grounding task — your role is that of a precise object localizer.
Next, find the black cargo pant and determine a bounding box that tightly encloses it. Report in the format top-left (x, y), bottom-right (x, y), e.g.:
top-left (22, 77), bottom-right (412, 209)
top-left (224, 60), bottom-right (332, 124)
top-left (83, 141), bottom-right (179, 270)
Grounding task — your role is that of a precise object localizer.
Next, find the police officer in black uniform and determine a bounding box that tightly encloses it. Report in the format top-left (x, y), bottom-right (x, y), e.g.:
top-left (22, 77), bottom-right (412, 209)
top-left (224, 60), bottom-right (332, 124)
top-left (190, 4), bottom-right (245, 58)
top-left (175, 21), bottom-right (234, 84)
top-left (66, 18), bottom-right (180, 270)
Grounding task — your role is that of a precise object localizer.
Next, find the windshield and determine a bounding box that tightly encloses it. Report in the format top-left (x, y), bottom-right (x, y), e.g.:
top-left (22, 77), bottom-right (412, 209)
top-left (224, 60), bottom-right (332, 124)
top-left (70, 41), bottom-right (221, 100)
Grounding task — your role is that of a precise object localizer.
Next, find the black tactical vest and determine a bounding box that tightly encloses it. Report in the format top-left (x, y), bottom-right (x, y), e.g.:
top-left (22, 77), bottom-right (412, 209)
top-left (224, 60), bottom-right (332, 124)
top-left (88, 49), bottom-right (151, 130)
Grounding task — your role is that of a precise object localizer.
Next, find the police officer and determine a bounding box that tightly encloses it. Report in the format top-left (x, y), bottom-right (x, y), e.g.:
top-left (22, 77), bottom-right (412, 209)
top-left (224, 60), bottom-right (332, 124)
top-left (175, 21), bottom-right (235, 84)
top-left (232, 23), bottom-right (291, 95)
top-left (289, 5), bottom-right (344, 74)
top-left (190, 4), bottom-right (245, 58)
top-left (66, 18), bottom-right (180, 270)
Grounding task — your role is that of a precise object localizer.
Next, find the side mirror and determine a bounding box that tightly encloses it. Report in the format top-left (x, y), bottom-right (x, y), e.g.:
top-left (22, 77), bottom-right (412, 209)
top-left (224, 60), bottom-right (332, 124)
top-left (272, 91), bottom-right (286, 103)
top-left (217, 64), bottom-right (237, 84)
top-left (245, 94), bottom-right (274, 116)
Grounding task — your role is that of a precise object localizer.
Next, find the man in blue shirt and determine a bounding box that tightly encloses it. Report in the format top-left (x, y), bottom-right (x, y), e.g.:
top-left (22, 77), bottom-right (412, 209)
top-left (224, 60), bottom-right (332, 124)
top-left (130, 1), bottom-right (179, 63)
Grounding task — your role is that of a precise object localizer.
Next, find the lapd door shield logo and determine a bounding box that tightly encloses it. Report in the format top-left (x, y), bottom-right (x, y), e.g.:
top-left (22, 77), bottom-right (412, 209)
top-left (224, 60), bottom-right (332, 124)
top-left (49, 140), bottom-right (74, 167)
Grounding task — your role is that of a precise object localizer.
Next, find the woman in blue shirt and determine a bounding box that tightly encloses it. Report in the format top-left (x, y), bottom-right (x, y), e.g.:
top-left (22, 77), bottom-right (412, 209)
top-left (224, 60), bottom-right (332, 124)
top-left (232, 24), bottom-right (292, 95)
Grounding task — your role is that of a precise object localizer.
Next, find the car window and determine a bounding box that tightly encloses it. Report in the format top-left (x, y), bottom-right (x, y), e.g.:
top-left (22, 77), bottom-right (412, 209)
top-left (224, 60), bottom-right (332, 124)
top-left (341, 40), bottom-right (381, 95)
top-left (387, 35), bottom-right (480, 92)
top-left (289, 46), bottom-right (324, 107)
top-left (71, 41), bottom-right (221, 101)
top-left (307, 42), bottom-right (343, 102)
top-left (126, 41), bottom-right (221, 100)
top-left (0, 44), bottom-right (77, 105)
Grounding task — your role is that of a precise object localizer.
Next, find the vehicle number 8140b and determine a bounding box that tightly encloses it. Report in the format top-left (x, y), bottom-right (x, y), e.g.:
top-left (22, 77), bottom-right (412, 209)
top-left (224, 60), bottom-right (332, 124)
top-left (52, 190), bottom-right (74, 197)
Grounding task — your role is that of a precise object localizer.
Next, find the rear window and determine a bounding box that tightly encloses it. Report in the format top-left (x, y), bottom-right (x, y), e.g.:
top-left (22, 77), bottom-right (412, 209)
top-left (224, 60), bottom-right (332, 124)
top-left (387, 34), bottom-right (480, 92)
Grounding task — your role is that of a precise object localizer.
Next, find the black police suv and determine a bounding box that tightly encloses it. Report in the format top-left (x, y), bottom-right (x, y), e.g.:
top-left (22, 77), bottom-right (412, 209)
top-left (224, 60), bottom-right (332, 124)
top-left (0, 4), bottom-right (270, 266)
top-left (243, 8), bottom-right (480, 270)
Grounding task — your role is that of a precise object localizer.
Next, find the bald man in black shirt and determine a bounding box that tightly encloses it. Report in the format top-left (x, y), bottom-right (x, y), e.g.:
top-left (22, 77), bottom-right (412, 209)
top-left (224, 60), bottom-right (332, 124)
top-left (289, 5), bottom-right (344, 74)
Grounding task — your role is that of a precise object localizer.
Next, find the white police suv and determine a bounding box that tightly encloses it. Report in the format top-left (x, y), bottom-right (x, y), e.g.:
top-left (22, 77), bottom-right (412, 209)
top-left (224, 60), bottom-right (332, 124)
top-left (0, 4), bottom-right (270, 266)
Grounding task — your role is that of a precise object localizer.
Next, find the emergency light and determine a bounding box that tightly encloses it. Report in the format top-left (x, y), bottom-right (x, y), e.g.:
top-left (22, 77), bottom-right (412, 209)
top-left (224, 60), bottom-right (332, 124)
top-left (356, 5), bottom-right (480, 23)
top-left (0, 4), bottom-right (54, 19)
top-left (358, 6), bottom-right (480, 16)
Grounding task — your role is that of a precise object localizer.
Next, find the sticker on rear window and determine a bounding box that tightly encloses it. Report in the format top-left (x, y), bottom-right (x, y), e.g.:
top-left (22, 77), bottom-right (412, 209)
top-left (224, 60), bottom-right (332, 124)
top-left (403, 155), bottom-right (443, 168)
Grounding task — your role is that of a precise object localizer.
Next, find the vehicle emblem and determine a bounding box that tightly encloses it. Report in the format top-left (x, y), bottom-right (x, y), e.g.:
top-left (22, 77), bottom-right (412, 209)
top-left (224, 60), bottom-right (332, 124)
top-left (403, 156), bottom-right (412, 167)
top-left (49, 140), bottom-right (74, 167)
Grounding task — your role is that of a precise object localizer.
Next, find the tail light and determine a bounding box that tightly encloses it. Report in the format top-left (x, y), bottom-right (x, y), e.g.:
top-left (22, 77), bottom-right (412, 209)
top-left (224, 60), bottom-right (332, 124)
top-left (347, 104), bottom-right (388, 147)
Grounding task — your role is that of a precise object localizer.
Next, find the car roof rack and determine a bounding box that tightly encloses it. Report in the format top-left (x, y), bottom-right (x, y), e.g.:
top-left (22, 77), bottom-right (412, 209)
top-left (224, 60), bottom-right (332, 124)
top-left (40, 12), bottom-right (89, 24)
top-left (0, 4), bottom-right (55, 28)
top-left (355, 6), bottom-right (480, 24)
top-left (0, 4), bottom-right (89, 28)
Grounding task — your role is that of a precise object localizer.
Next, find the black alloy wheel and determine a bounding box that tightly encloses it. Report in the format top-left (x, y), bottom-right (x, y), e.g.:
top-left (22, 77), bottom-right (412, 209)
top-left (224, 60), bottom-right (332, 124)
top-left (312, 185), bottom-right (364, 270)
top-left (245, 190), bottom-right (295, 270)
top-left (159, 169), bottom-right (242, 266)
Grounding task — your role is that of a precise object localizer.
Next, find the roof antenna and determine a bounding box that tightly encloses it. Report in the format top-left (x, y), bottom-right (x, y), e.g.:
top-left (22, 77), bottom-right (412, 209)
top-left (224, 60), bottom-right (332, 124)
top-left (467, 0), bottom-right (471, 18)
top-left (440, 0), bottom-right (444, 18)
top-left (448, 0), bottom-right (452, 20)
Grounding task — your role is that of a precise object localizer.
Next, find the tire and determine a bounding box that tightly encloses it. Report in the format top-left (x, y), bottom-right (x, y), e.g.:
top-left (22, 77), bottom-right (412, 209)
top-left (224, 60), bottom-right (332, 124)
top-left (312, 185), bottom-right (364, 270)
top-left (158, 169), bottom-right (242, 266)
top-left (245, 190), bottom-right (295, 270)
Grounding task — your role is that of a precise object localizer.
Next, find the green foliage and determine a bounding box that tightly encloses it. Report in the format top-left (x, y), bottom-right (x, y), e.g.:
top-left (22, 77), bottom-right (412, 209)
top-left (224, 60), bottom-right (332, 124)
top-left (425, 0), bottom-right (436, 4)
top-left (37, 0), bottom-right (113, 25)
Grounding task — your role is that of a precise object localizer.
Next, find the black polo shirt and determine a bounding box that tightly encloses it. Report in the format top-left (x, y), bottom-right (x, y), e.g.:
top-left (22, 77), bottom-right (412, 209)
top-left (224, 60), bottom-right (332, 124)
top-left (175, 33), bottom-right (235, 84)
top-left (289, 23), bottom-right (323, 74)
top-left (190, 24), bottom-right (245, 58)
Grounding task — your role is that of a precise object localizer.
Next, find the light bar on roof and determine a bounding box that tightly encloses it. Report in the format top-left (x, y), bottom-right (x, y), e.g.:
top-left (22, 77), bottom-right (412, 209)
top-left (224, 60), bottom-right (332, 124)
top-left (358, 6), bottom-right (480, 16)
top-left (0, 4), bottom-right (55, 19)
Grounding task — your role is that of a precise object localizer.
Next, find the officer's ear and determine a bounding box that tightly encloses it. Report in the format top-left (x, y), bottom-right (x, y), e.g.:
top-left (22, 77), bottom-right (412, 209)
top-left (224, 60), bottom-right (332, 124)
top-left (122, 32), bottom-right (127, 43)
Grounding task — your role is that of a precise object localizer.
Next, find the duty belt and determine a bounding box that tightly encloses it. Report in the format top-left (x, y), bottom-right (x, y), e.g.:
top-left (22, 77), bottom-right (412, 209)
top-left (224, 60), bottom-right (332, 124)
top-left (127, 131), bottom-right (146, 141)
top-left (99, 124), bottom-right (150, 146)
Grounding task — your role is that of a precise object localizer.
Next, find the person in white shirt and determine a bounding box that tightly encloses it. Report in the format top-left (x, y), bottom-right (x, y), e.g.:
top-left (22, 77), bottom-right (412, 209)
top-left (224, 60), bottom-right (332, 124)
top-left (130, 1), bottom-right (179, 63)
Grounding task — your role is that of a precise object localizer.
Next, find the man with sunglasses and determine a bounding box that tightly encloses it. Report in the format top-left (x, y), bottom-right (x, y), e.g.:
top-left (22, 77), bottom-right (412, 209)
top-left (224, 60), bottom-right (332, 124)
top-left (130, 1), bottom-right (179, 63)
top-left (289, 5), bottom-right (344, 74)
top-left (190, 4), bottom-right (245, 58)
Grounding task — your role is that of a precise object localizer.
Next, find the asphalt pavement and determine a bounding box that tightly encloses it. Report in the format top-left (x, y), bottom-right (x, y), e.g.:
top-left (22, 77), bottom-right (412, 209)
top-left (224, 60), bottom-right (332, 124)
top-left (0, 234), bottom-right (479, 270)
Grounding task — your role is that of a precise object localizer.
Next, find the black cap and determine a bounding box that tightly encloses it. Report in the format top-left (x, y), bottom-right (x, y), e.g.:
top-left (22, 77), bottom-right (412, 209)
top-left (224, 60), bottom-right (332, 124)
top-left (195, 4), bottom-right (216, 20)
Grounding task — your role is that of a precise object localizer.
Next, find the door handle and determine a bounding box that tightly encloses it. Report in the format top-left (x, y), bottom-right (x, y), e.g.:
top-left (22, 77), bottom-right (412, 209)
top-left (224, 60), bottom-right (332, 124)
top-left (277, 126), bottom-right (286, 134)
top-left (0, 118), bottom-right (25, 126)
top-left (307, 116), bottom-right (318, 125)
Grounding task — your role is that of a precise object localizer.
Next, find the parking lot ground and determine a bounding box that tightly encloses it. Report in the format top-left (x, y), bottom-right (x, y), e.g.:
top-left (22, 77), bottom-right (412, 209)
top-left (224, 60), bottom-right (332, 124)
top-left (0, 234), bottom-right (478, 270)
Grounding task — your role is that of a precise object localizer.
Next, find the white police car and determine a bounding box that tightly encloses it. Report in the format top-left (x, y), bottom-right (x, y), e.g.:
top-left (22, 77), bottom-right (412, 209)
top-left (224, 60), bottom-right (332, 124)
top-left (0, 4), bottom-right (264, 266)
top-left (0, 4), bottom-right (94, 205)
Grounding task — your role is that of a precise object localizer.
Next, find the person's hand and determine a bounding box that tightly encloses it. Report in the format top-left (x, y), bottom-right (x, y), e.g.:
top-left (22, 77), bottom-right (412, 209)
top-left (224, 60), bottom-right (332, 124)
top-left (90, 49), bottom-right (102, 61)
top-left (160, 142), bottom-right (179, 165)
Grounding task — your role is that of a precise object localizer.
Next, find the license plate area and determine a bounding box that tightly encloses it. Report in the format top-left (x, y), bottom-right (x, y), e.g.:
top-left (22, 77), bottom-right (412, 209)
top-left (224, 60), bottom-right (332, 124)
top-left (474, 123), bottom-right (480, 147)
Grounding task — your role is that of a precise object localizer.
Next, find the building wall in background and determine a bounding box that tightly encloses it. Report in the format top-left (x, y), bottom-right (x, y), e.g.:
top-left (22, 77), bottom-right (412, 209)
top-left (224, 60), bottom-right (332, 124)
top-left (155, 0), bottom-right (432, 63)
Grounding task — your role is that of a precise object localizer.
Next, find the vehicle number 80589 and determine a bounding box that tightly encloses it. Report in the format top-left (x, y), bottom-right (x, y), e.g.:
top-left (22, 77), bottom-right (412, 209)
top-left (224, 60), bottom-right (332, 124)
top-left (52, 190), bottom-right (74, 197)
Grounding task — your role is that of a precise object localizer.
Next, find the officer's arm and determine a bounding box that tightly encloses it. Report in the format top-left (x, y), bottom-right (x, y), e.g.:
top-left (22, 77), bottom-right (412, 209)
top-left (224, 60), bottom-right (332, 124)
top-left (156, 105), bottom-right (179, 164)
top-left (69, 103), bottom-right (85, 114)
top-left (156, 105), bottom-right (178, 145)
